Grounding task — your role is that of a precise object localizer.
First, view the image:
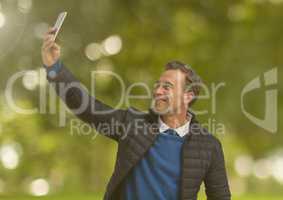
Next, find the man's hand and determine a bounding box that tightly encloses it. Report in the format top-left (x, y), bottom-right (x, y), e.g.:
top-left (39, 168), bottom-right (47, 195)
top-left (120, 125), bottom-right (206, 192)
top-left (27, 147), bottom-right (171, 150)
top-left (41, 27), bottom-right (61, 67)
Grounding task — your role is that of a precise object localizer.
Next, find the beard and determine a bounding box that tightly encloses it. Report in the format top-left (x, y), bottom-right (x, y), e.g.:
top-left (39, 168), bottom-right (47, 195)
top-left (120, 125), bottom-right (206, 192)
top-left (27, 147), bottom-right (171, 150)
top-left (151, 98), bottom-right (172, 115)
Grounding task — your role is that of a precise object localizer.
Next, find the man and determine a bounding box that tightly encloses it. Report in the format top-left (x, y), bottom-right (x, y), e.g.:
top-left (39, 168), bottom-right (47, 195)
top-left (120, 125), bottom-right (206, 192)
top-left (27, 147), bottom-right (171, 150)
top-left (41, 28), bottom-right (231, 200)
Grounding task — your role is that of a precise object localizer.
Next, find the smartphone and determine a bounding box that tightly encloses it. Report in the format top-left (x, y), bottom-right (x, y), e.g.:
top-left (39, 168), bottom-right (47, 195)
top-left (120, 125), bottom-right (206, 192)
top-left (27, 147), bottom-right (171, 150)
top-left (52, 11), bottom-right (67, 41)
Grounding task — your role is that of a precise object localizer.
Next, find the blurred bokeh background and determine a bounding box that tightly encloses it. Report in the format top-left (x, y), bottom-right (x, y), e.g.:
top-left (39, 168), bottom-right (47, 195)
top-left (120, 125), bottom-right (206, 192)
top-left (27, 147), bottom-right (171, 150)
top-left (0, 0), bottom-right (282, 199)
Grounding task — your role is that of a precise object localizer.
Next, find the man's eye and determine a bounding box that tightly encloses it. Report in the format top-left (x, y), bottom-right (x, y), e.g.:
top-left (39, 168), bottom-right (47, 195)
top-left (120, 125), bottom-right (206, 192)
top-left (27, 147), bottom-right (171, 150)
top-left (163, 85), bottom-right (169, 90)
top-left (163, 83), bottom-right (172, 90)
top-left (153, 83), bottom-right (171, 90)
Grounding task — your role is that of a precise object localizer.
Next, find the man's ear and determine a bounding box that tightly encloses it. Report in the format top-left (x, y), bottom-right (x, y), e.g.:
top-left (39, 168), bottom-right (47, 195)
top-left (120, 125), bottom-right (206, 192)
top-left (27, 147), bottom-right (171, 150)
top-left (184, 90), bottom-right (194, 105)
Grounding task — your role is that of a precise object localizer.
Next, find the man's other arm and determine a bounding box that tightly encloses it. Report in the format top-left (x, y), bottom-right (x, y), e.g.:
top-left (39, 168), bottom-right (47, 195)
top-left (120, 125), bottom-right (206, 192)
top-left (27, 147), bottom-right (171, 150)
top-left (204, 138), bottom-right (231, 200)
top-left (41, 28), bottom-right (127, 141)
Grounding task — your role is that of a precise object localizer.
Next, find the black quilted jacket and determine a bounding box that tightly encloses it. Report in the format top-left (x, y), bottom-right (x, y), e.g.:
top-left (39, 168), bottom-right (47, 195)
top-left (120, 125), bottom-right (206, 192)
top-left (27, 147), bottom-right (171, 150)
top-left (47, 64), bottom-right (231, 200)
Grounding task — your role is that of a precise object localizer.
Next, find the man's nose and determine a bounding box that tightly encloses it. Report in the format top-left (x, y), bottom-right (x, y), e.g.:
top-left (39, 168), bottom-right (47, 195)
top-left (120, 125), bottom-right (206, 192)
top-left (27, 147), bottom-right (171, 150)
top-left (154, 85), bottom-right (165, 96)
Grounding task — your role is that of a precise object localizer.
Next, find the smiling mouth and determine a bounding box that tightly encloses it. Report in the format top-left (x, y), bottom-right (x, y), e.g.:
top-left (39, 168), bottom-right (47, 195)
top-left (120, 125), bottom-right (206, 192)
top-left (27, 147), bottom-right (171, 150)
top-left (155, 98), bottom-right (168, 103)
top-left (153, 95), bottom-right (170, 103)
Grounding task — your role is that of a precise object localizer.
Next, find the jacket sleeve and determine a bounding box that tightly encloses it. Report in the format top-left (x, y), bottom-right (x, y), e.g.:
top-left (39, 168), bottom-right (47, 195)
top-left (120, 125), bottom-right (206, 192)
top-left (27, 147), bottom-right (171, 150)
top-left (204, 138), bottom-right (231, 200)
top-left (46, 62), bottom-right (127, 142)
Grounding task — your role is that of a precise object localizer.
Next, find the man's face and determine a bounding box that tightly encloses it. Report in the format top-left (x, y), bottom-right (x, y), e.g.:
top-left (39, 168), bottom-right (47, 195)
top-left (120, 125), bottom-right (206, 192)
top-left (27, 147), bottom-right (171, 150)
top-left (152, 69), bottom-right (192, 115)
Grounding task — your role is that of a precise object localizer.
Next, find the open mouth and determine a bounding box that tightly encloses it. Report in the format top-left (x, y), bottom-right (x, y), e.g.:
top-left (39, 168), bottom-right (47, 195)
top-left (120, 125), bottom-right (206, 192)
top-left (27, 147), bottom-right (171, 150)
top-left (153, 94), bottom-right (170, 103)
top-left (155, 98), bottom-right (168, 103)
top-left (157, 99), bottom-right (167, 102)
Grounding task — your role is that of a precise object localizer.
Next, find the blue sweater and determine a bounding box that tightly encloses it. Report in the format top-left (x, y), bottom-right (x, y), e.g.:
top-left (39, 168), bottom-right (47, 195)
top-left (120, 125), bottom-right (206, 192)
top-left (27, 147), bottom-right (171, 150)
top-left (122, 132), bottom-right (185, 200)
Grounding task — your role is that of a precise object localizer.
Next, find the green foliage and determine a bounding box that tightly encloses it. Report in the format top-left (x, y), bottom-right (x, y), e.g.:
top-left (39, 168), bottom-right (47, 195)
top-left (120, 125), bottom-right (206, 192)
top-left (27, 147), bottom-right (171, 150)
top-left (0, 0), bottom-right (282, 197)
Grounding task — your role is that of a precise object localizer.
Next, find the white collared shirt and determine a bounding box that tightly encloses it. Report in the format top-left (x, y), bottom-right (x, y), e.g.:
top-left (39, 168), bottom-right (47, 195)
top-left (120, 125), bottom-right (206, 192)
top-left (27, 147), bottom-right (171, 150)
top-left (158, 113), bottom-right (192, 137)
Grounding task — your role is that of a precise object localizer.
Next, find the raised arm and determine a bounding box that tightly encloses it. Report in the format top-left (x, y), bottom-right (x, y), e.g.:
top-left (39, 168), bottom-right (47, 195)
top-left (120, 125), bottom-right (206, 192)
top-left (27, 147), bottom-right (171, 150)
top-left (41, 28), bottom-right (127, 141)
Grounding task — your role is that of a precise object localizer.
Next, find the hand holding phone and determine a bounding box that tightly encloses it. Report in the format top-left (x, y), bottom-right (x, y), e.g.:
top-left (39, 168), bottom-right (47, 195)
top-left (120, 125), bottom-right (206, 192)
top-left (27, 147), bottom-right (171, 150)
top-left (41, 12), bottom-right (67, 67)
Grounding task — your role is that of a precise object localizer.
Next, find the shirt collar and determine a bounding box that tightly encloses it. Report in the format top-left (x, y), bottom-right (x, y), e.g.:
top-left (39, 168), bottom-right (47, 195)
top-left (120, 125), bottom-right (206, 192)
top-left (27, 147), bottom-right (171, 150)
top-left (158, 113), bottom-right (192, 137)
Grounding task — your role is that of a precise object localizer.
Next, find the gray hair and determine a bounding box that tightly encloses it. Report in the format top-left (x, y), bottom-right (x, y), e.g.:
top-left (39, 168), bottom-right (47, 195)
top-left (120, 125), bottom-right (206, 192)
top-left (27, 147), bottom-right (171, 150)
top-left (165, 60), bottom-right (202, 106)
